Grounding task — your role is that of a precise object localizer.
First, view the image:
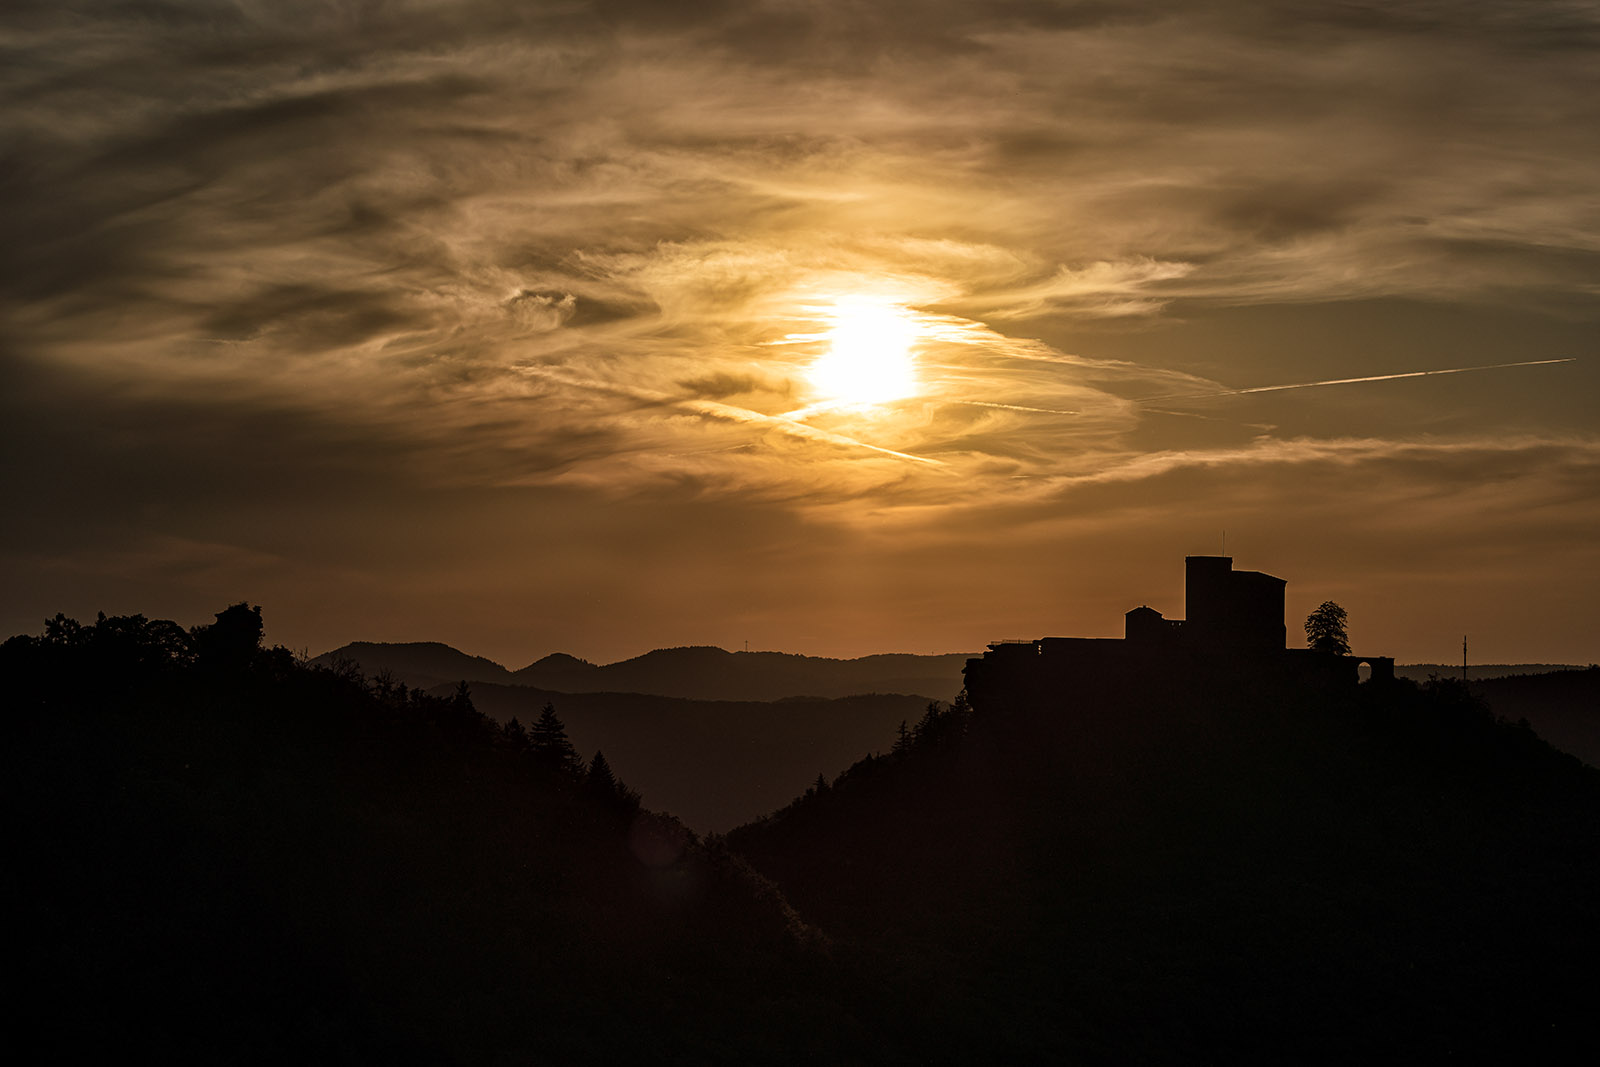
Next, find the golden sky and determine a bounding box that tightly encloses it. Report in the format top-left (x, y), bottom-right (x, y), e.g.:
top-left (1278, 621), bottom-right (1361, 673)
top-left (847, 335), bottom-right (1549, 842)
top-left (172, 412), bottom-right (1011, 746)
top-left (3, 1), bottom-right (1596, 664)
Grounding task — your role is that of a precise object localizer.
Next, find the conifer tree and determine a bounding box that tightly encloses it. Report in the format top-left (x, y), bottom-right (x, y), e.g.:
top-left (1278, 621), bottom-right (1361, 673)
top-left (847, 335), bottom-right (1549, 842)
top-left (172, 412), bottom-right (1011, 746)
top-left (583, 749), bottom-right (641, 819)
top-left (530, 703), bottom-right (581, 777)
top-left (586, 749), bottom-right (616, 792)
top-left (893, 719), bottom-right (911, 755)
top-left (502, 716), bottom-right (530, 750)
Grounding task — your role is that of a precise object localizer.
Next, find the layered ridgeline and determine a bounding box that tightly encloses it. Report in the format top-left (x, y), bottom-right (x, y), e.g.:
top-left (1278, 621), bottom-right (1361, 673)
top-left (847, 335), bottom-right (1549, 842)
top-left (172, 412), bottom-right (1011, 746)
top-left (10, 606), bottom-right (1600, 1062)
top-left (312, 639), bottom-right (1581, 699)
top-left (311, 641), bottom-right (970, 701)
top-left (312, 642), bottom-right (971, 830)
top-left (313, 642), bottom-right (1594, 830)
top-left (459, 683), bottom-right (929, 833)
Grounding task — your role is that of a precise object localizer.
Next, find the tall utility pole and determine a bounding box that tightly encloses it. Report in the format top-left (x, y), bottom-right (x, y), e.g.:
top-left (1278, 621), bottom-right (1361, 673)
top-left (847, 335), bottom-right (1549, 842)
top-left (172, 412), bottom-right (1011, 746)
top-left (1462, 635), bottom-right (1468, 682)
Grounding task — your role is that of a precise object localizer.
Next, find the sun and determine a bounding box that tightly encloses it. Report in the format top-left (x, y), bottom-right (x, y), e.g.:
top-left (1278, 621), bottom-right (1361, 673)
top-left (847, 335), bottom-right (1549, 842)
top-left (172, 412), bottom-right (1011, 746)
top-left (806, 297), bottom-right (921, 406)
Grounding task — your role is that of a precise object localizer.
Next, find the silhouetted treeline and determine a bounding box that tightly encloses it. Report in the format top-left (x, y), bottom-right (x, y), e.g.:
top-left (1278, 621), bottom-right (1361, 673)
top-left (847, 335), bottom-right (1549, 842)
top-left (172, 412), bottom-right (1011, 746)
top-left (458, 680), bottom-right (929, 831)
top-left (7, 608), bottom-right (828, 1064)
top-left (731, 673), bottom-right (1600, 1063)
top-left (1471, 665), bottom-right (1600, 767)
top-left (12, 607), bottom-right (1600, 1063)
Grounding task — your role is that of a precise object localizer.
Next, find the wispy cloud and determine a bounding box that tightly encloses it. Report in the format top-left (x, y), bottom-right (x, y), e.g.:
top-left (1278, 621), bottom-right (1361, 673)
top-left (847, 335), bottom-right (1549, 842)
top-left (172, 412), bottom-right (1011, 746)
top-left (2, 2), bottom-right (1596, 658)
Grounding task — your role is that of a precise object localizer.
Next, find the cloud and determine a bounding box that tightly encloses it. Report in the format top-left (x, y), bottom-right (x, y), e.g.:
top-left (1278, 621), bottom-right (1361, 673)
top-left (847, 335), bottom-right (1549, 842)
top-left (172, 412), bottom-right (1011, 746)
top-left (971, 258), bottom-right (1196, 319)
top-left (2, 1), bottom-right (1596, 659)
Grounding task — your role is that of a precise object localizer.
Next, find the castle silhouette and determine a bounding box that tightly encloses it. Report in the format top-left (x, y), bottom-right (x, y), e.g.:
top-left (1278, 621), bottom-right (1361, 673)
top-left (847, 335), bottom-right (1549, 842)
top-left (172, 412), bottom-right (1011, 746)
top-left (964, 556), bottom-right (1393, 706)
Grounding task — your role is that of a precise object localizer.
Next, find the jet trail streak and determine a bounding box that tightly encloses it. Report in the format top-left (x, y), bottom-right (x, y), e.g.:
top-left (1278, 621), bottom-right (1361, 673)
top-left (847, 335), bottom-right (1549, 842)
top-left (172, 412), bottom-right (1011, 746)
top-left (688, 399), bottom-right (946, 466)
top-left (1141, 358), bottom-right (1575, 403)
top-left (954, 400), bottom-right (1081, 416)
top-left (516, 366), bottom-right (943, 466)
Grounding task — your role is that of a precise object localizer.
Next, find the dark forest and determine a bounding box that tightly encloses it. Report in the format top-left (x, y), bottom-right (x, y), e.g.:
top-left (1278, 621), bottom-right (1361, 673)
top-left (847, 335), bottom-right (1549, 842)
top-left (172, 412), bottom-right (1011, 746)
top-left (9, 606), bottom-right (1600, 1063)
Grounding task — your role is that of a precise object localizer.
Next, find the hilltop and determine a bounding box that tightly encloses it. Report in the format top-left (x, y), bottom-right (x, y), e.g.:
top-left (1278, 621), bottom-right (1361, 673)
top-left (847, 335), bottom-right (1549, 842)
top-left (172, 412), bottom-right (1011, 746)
top-left (310, 640), bottom-right (517, 687)
top-left (731, 667), bottom-right (1600, 1062)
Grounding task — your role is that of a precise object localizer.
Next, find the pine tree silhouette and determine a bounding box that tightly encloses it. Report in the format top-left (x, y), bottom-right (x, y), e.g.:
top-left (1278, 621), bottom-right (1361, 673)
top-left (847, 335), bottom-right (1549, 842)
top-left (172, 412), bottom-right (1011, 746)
top-left (586, 749), bottom-right (617, 791)
top-left (530, 703), bottom-right (581, 778)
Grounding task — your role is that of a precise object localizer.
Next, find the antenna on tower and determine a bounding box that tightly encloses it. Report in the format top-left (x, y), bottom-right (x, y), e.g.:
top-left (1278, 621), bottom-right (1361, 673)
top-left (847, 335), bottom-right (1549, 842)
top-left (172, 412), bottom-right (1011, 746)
top-left (1222, 529), bottom-right (1227, 556)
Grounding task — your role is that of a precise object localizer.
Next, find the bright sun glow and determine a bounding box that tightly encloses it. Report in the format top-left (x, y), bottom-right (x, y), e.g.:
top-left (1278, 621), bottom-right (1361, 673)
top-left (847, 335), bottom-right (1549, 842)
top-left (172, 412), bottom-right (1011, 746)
top-left (807, 298), bottom-right (921, 406)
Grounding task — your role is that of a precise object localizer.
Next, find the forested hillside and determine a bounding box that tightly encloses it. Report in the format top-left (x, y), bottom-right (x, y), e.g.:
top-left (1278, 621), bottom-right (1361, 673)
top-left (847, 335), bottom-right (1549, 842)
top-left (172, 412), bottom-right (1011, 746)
top-left (8, 607), bottom-right (828, 1063)
top-left (732, 671), bottom-right (1600, 1062)
top-left (13, 606), bottom-right (1599, 1063)
top-left (457, 682), bottom-right (928, 831)
top-left (1473, 667), bottom-right (1600, 766)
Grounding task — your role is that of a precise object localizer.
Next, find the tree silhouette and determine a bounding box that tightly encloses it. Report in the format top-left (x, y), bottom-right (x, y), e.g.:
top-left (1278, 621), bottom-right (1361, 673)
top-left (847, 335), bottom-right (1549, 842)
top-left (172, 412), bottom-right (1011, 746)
top-left (501, 716), bottom-right (530, 751)
top-left (192, 602), bottom-right (264, 671)
top-left (586, 749), bottom-right (617, 792)
top-left (583, 749), bottom-right (641, 819)
top-left (1304, 601), bottom-right (1351, 655)
top-left (530, 703), bottom-right (581, 777)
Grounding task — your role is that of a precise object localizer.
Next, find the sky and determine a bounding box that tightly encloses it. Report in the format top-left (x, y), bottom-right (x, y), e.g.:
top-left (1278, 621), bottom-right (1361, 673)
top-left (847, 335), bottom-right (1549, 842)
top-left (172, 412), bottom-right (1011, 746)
top-left (3, 1), bottom-right (1597, 666)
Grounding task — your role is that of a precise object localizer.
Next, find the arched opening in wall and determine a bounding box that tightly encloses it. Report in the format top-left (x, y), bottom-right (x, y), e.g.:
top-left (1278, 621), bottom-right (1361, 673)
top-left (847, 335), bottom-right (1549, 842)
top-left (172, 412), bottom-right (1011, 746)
top-left (1356, 660), bottom-right (1373, 683)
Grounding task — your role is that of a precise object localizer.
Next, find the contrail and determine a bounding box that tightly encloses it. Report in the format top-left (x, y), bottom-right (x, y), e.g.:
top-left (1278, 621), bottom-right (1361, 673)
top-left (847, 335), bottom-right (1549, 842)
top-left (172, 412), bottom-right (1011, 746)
top-left (517, 365), bottom-right (943, 466)
top-left (1140, 357), bottom-right (1575, 403)
top-left (1142, 407), bottom-right (1274, 428)
top-left (954, 400), bottom-right (1081, 416)
top-left (688, 398), bottom-right (945, 466)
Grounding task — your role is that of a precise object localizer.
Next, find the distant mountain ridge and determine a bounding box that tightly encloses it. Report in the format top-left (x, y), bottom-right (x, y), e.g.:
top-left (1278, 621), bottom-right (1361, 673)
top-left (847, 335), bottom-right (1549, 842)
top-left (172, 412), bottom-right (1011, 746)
top-left (1394, 662), bottom-right (1585, 681)
top-left (313, 641), bottom-right (515, 688)
top-left (313, 640), bottom-right (971, 702)
top-left (455, 682), bottom-right (928, 832)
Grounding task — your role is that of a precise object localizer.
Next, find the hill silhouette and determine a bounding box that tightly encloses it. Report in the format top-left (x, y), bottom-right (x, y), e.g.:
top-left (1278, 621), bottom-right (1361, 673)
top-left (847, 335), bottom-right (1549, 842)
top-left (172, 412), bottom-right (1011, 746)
top-left (8, 609), bottom-right (825, 1063)
top-left (1473, 666), bottom-right (1600, 767)
top-left (310, 639), bottom-right (515, 688)
top-left (315, 640), bottom-right (969, 701)
top-left (514, 645), bottom-right (969, 701)
top-left (456, 681), bottom-right (929, 832)
top-left (524, 650), bottom-right (597, 674)
top-left (730, 669), bottom-right (1600, 1062)
top-left (14, 606), bottom-right (1599, 1062)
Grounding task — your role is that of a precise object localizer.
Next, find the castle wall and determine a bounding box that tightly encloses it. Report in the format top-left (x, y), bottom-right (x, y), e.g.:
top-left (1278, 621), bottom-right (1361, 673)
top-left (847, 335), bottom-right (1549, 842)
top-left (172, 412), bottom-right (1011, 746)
top-left (963, 556), bottom-right (1382, 715)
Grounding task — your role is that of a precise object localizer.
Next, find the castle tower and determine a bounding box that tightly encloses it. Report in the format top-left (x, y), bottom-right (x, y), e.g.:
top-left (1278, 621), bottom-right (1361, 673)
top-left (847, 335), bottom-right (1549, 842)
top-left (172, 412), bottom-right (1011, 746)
top-left (1185, 555), bottom-right (1286, 653)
